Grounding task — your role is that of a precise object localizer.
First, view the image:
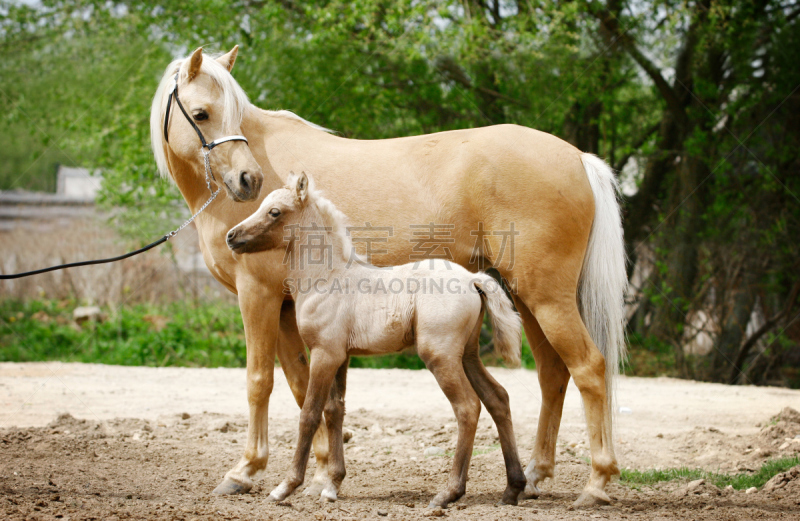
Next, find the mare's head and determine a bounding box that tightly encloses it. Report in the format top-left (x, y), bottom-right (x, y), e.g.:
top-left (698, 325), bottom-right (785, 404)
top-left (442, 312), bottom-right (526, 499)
top-left (226, 172), bottom-right (312, 254)
top-left (150, 46), bottom-right (263, 202)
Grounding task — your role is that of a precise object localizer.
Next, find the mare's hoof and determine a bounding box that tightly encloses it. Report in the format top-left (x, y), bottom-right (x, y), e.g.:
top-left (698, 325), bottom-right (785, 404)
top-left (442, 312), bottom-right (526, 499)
top-left (212, 478), bottom-right (251, 495)
top-left (572, 487), bottom-right (611, 508)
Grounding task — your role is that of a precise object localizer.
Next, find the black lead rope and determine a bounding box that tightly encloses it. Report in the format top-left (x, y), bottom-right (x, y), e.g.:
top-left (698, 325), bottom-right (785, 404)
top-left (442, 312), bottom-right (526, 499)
top-left (2, 69), bottom-right (250, 281)
top-left (0, 236), bottom-right (168, 280)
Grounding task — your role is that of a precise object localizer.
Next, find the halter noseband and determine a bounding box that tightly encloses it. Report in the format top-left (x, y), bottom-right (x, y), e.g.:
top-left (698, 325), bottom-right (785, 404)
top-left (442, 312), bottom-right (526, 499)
top-left (163, 72), bottom-right (248, 151)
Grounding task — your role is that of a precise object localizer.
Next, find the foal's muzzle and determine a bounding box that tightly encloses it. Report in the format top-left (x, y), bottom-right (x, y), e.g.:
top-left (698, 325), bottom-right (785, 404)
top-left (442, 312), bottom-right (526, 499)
top-left (226, 228), bottom-right (247, 252)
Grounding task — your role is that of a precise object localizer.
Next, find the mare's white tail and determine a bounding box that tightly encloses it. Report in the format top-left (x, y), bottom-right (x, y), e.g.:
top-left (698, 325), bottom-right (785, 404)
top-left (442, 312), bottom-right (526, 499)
top-left (474, 274), bottom-right (522, 368)
top-left (578, 154), bottom-right (628, 398)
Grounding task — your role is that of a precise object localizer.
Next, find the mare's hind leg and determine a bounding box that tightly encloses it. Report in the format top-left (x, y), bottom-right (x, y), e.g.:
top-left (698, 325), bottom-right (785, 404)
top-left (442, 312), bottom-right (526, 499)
top-left (275, 302), bottom-right (332, 497)
top-left (511, 296), bottom-right (572, 499)
top-left (461, 318), bottom-right (526, 505)
top-left (530, 298), bottom-right (618, 507)
top-left (269, 347), bottom-right (346, 501)
top-left (417, 340), bottom-right (481, 509)
top-left (320, 357), bottom-right (349, 502)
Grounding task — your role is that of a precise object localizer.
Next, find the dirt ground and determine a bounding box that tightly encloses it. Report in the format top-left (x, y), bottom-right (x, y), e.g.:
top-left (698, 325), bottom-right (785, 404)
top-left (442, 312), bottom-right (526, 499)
top-left (2, 362), bottom-right (800, 520)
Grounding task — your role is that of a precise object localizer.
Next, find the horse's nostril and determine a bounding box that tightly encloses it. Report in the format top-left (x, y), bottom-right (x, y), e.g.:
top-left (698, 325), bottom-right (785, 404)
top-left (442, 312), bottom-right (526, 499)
top-left (239, 171), bottom-right (250, 190)
top-left (227, 230), bottom-right (236, 241)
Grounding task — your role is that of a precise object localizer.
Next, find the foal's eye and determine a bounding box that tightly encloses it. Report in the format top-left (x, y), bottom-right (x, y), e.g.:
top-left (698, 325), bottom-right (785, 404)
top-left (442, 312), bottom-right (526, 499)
top-left (269, 208), bottom-right (281, 218)
top-left (193, 111), bottom-right (208, 122)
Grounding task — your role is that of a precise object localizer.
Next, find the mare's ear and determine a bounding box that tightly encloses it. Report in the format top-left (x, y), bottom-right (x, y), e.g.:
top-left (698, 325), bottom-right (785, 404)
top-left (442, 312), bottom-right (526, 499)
top-left (183, 47), bottom-right (204, 82)
top-left (216, 45), bottom-right (239, 72)
top-left (295, 172), bottom-right (309, 204)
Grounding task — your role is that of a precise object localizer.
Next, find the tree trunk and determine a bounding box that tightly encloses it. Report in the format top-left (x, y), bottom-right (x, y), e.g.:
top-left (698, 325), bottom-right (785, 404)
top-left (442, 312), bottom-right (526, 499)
top-left (712, 271), bottom-right (758, 382)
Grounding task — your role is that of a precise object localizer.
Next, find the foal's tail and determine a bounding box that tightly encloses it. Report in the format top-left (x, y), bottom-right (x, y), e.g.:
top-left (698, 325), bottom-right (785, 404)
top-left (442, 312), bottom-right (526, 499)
top-left (474, 274), bottom-right (522, 368)
top-left (578, 153), bottom-right (628, 400)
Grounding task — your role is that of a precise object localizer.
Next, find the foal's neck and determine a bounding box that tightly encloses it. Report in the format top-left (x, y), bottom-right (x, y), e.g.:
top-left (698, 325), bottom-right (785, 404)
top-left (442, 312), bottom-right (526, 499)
top-left (284, 201), bottom-right (364, 283)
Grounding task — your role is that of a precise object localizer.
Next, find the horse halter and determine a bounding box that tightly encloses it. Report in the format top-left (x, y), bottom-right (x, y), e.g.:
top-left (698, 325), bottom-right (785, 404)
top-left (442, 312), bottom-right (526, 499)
top-left (163, 72), bottom-right (248, 151)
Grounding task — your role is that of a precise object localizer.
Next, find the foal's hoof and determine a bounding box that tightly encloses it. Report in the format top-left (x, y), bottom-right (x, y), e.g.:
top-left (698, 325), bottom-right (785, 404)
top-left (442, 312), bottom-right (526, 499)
top-left (500, 487), bottom-right (521, 506)
top-left (572, 487), bottom-right (611, 508)
top-left (303, 476), bottom-right (331, 497)
top-left (268, 482), bottom-right (295, 502)
top-left (212, 477), bottom-right (252, 495)
top-left (319, 483), bottom-right (339, 503)
top-left (519, 482), bottom-right (541, 500)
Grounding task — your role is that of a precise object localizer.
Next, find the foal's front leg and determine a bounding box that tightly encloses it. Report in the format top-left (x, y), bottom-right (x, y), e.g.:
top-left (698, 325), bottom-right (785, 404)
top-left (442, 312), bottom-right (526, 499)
top-left (269, 348), bottom-right (346, 501)
top-left (276, 302), bottom-right (333, 497)
top-left (321, 357), bottom-right (349, 501)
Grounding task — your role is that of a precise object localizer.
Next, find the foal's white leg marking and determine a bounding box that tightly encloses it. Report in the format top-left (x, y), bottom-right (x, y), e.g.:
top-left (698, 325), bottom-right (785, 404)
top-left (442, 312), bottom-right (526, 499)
top-left (305, 473), bottom-right (334, 498)
top-left (522, 460), bottom-right (544, 498)
top-left (268, 481), bottom-right (295, 501)
top-left (320, 482), bottom-right (338, 502)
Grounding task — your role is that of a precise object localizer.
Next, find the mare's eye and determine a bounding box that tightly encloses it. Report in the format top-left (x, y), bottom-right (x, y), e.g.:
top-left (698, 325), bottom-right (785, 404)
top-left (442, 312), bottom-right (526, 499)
top-left (193, 111), bottom-right (208, 122)
top-left (269, 208), bottom-right (281, 218)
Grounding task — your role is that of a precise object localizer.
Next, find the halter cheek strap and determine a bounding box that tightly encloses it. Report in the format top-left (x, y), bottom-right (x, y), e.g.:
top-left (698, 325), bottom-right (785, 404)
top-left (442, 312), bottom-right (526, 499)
top-left (163, 72), bottom-right (248, 150)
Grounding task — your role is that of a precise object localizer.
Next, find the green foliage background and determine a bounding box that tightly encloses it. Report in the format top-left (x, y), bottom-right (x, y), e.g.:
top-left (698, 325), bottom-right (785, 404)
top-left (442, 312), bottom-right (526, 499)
top-left (1, 0), bottom-right (798, 382)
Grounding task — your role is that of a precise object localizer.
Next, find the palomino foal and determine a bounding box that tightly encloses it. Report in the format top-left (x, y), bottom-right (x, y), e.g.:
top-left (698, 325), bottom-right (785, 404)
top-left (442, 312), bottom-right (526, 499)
top-left (227, 173), bottom-right (527, 508)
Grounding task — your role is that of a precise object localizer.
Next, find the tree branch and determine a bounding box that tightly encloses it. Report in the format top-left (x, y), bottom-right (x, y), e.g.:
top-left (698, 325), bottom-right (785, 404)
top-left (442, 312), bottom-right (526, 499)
top-left (435, 55), bottom-right (530, 108)
top-left (728, 279), bottom-right (800, 384)
top-left (592, 6), bottom-right (684, 119)
top-left (613, 122), bottom-right (660, 172)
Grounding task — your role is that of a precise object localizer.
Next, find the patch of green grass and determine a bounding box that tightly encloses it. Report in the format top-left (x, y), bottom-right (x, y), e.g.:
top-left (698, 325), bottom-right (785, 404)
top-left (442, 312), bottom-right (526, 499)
top-left (620, 456), bottom-right (800, 491)
top-left (0, 297), bottom-right (537, 371)
top-left (1, 299), bottom-right (247, 367)
top-left (349, 349), bottom-right (428, 370)
top-left (473, 444), bottom-right (501, 456)
top-left (624, 332), bottom-right (677, 377)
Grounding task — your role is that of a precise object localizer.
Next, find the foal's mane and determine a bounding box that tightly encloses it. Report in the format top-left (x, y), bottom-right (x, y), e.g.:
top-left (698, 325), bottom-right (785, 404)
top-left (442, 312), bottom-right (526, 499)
top-left (150, 51), bottom-right (331, 180)
top-left (301, 183), bottom-right (364, 265)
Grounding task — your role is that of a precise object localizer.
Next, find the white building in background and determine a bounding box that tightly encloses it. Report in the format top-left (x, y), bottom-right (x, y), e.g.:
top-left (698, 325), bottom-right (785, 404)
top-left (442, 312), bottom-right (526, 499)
top-left (56, 166), bottom-right (103, 199)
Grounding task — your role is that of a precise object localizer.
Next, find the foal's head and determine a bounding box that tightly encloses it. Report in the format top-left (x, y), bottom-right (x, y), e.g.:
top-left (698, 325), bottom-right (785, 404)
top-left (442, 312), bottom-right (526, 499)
top-left (151, 46), bottom-right (263, 202)
top-left (226, 172), bottom-right (312, 254)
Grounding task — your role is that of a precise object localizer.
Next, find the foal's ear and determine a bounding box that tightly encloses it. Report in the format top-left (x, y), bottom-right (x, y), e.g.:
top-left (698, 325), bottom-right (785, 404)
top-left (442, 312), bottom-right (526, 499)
top-left (184, 47), bottom-right (204, 82)
top-left (216, 45), bottom-right (239, 73)
top-left (295, 172), bottom-right (309, 204)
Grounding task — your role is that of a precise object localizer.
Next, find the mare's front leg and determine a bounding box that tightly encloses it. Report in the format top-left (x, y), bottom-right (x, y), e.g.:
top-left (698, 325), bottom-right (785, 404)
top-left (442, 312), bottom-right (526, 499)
top-left (213, 290), bottom-right (283, 495)
top-left (269, 348), bottom-right (347, 501)
top-left (276, 301), bottom-right (332, 497)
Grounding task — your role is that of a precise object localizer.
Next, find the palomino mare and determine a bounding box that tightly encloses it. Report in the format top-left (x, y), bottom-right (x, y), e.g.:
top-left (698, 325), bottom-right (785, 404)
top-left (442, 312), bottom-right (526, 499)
top-left (151, 46), bottom-right (627, 507)
top-left (226, 172), bottom-right (526, 507)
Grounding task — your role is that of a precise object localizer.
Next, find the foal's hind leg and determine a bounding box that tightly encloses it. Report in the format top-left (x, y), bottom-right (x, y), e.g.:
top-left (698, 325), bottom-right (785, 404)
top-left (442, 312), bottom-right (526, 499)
top-left (462, 322), bottom-right (526, 505)
top-left (320, 357), bottom-right (349, 502)
top-left (417, 341), bottom-right (481, 509)
top-left (269, 348), bottom-right (346, 501)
